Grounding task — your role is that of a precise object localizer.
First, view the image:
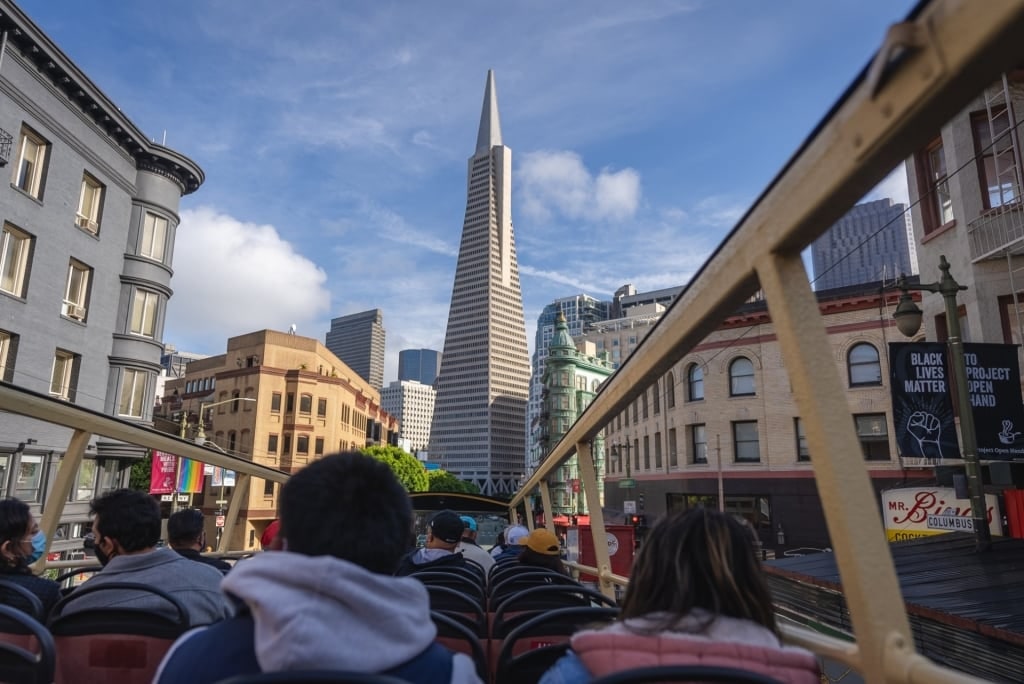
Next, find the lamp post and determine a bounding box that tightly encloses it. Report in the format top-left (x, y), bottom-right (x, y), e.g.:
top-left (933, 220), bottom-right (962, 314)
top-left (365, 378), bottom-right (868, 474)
top-left (893, 255), bottom-right (991, 552)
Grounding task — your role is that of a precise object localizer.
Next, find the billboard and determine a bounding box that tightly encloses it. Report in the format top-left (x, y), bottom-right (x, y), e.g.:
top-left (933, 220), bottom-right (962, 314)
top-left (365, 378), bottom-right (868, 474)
top-left (881, 487), bottom-right (1002, 542)
top-left (889, 342), bottom-right (1024, 461)
top-left (149, 451), bottom-right (177, 495)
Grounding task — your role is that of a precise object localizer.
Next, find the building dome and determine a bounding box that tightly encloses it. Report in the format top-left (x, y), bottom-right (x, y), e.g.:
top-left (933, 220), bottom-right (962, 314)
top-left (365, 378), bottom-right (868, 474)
top-left (550, 311), bottom-right (575, 351)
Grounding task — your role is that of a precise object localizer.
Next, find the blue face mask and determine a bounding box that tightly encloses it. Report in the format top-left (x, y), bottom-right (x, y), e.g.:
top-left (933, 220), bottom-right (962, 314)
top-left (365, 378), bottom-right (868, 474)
top-left (26, 531), bottom-right (46, 564)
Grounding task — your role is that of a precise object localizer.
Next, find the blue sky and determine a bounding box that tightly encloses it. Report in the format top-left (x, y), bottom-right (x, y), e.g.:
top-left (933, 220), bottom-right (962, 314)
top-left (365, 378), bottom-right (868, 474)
top-left (21, 1), bottom-right (915, 383)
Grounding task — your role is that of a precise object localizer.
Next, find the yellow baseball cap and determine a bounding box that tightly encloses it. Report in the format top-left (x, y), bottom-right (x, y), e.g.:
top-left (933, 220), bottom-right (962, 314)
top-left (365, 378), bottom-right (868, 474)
top-left (519, 528), bottom-right (561, 556)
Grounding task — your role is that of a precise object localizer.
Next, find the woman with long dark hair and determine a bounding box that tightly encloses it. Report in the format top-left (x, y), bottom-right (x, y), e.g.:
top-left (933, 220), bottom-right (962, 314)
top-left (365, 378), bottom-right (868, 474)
top-left (0, 498), bottom-right (61, 616)
top-left (539, 508), bottom-right (819, 683)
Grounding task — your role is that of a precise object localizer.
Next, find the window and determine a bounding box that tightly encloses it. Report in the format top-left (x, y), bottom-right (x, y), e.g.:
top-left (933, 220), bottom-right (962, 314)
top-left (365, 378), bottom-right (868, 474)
top-left (263, 480), bottom-right (275, 497)
top-left (118, 369), bottom-right (147, 418)
top-left (917, 137), bottom-right (954, 233)
top-left (795, 418), bottom-right (810, 462)
top-left (297, 435), bottom-right (309, 454)
top-left (643, 435), bottom-right (650, 470)
top-left (130, 289), bottom-right (159, 337)
top-left (317, 398), bottom-right (327, 417)
top-left (1, 223), bottom-right (32, 298)
top-left (49, 350), bottom-right (79, 401)
top-left (286, 393), bottom-right (295, 413)
top-left (74, 460), bottom-right (97, 501)
top-left (271, 393), bottom-right (282, 412)
top-left (641, 391), bottom-right (649, 419)
top-left (63, 259), bottom-right (91, 321)
top-left (652, 381), bottom-right (661, 414)
top-left (231, 390), bottom-right (240, 413)
top-left (848, 343), bottom-right (882, 386)
top-left (315, 437), bottom-right (325, 455)
top-left (733, 421), bottom-right (760, 462)
top-left (632, 401), bottom-right (638, 422)
top-left (299, 394), bottom-right (312, 414)
top-left (729, 357), bottom-right (755, 396)
top-left (12, 126), bottom-right (48, 199)
top-left (654, 432), bottom-right (663, 469)
top-left (76, 173), bottom-right (104, 234)
top-left (15, 454), bottom-right (44, 502)
top-left (668, 428), bottom-right (678, 467)
top-left (140, 212), bottom-right (168, 262)
top-left (267, 434), bottom-right (279, 454)
top-left (282, 434), bottom-right (292, 455)
top-left (666, 372), bottom-right (676, 408)
top-left (0, 331), bottom-right (17, 382)
top-left (855, 413), bottom-right (891, 461)
top-left (691, 424), bottom-right (707, 464)
top-left (972, 111), bottom-right (1019, 209)
top-left (228, 431), bottom-right (237, 452)
top-left (687, 364), bottom-right (704, 401)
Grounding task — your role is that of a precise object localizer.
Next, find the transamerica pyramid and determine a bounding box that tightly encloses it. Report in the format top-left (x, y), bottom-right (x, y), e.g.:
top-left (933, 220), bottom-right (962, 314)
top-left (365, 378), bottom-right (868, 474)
top-left (428, 70), bottom-right (531, 496)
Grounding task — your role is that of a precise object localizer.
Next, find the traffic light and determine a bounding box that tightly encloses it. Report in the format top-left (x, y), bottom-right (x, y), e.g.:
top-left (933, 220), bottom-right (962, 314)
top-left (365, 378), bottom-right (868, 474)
top-left (629, 514), bottom-right (641, 526)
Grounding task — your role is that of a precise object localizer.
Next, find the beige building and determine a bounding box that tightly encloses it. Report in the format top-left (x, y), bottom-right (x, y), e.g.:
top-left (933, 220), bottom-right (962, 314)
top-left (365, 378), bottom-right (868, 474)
top-left (601, 283), bottom-right (930, 551)
top-left (158, 330), bottom-right (397, 550)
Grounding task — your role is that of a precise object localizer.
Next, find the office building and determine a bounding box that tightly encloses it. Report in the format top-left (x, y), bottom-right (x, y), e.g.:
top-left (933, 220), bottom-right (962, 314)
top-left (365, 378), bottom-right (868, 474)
top-left (0, 0), bottom-right (203, 555)
top-left (811, 198), bottom-right (917, 290)
top-left (398, 348), bottom-right (441, 386)
top-left (429, 71), bottom-right (531, 495)
top-left (381, 380), bottom-right (436, 453)
top-left (325, 309), bottom-right (385, 389)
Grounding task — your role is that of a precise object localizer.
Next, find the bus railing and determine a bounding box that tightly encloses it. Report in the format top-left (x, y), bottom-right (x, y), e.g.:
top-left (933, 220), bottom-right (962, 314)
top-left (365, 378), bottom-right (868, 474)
top-left (512, 2), bottom-right (1024, 682)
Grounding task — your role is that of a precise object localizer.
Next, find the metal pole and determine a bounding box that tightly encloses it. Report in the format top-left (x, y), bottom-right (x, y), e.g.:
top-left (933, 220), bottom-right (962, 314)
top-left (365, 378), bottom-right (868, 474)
top-left (938, 258), bottom-right (991, 551)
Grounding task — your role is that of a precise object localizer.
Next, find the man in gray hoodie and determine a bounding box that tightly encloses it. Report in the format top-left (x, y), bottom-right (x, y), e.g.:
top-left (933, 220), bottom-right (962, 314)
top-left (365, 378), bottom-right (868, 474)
top-left (154, 452), bottom-right (482, 684)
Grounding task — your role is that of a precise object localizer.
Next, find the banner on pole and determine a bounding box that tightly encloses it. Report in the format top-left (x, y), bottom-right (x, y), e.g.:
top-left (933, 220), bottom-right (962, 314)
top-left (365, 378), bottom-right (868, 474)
top-left (963, 342), bottom-right (1024, 459)
top-left (176, 458), bottom-right (205, 493)
top-left (890, 343), bottom-right (959, 461)
top-left (150, 451), bottom-right (178, 495)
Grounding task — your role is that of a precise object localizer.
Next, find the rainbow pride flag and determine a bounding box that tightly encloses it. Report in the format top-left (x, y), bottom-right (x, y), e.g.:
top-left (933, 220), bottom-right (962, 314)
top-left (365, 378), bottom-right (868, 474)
top-left (176, 458), bottom-right (205, 493)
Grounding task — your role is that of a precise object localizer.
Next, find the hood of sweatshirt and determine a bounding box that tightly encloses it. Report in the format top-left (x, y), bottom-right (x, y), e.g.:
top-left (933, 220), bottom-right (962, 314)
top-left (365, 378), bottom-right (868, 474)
top-left (221, 551), bottom-right (436, 672)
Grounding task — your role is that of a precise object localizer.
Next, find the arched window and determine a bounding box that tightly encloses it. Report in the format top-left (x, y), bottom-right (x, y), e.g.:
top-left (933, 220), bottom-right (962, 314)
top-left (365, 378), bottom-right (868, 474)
top-left (641, 390), bottom-right (649, 419)
top-left (653, 380), bottom-right (661, 414)
top-left (729, 357), bottom-right (755, 396)
top-left (687, 364), bottom-right (704, 401)
top-left (848, 343), bottom-right (882, 386)
top-left (228, 431), bottom-right (237, 452)
top-left (666, 372), bottom-right (676, 408)
top-left (231, 390), bottom-right (240, 413)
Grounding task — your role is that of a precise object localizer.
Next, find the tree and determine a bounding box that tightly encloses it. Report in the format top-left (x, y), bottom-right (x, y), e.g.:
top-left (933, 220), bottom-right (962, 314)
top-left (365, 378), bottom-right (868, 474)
top-left (360, 445), bottom-right (428, 492)
top-left (129, 452), bottom-right (152, 491)
top-left (428, 469), bottom-right (480, 495)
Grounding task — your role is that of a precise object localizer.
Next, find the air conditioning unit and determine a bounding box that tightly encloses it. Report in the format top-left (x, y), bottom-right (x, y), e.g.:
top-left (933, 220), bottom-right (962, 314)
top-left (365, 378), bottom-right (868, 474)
top-left (75, 214), bottom-right (98, 233)
top-left (64, 303), bottom-right (86, 320)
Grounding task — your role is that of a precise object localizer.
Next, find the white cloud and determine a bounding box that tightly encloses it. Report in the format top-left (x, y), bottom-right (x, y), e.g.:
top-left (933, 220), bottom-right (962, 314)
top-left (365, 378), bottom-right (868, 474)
top-left (165, 207), bottom-right (331, 352)
top-left (692, 195), bottom-right (747, 228)
top-left (864, 163), bottom-right (910, 206)
top-left (518, 150), bottom-right (641, 222)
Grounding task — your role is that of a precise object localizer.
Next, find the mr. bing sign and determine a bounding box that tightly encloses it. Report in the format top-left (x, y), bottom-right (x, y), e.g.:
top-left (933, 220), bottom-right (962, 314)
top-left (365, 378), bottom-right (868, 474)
top-left (882, 487), bottom-right (1002, 542)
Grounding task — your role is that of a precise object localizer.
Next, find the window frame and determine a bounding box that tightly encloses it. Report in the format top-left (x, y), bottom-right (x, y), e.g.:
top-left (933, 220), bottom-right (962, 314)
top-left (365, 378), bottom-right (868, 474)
top-left (76, 173), bottom-right (104, 234)
top-left (62, 259), bottom-right (91, 321)
top-left (916, 136), bottom-right (955, 234)
top-left (129, 289), bottom-right (159, 338)
top-left (49, 350), bottom-right (78, 401)
top-left (732, 420), bottom-right (760, 463)
top-left (117, 369), bottom-right (147, 418)
top-left (848, 342), bottom-right (882, 387)
top-left (140, 212), bottom-right (169, 262)
top-left (0, 330), bottom-right (17, 383)
top-left (666, 371), bottom-right (676, 408)
top-left (855, 413), bottom-right (891, 461)
top-left (1, 223), bottom-right (32, 298)
top-left (12, 125), bottom-right (49, 199)
top-left (687, 363), bottom-right (704, 401)
top-left (795, 417), bottom-right (810, 462)
top-left (299, 394), bottom-right (313, 414)
top-left (729, 357), bottom-right (756, 397)
top-left (267, 434), bottom-right (279, 454)
top-left (971, 110), bottom-right (1020, 210)
top-left (690, 424), bottom-right (708, 464)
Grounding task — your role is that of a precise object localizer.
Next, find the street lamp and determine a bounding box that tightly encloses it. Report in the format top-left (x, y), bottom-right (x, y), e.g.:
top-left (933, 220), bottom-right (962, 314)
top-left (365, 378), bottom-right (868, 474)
top-left (894, 255), bottom-right (991, 552)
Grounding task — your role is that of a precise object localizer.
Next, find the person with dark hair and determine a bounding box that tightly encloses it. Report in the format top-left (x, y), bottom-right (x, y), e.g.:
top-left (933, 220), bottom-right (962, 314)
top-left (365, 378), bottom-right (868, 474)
top-left (167, 508), bottom-right (232, 573)
top-left (539, 508), bottom-right (819, 683)
top-left (0, 498), bottom-right (60, 615)
top-left (63, 489), bottom-right (231, 625)
top-left (394, 509), bottom-right (468, 576)
top-left (154, 452), bottom-right (482, 684)
top-left (517, 528), bottom-right (569, 575)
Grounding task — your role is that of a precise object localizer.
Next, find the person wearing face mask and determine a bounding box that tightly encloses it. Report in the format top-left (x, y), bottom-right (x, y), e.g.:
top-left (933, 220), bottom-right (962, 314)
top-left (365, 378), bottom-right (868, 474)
top-left (0, 498), bottom-right (60, 616)
top-left (65, 489), bottom-right (231, 626)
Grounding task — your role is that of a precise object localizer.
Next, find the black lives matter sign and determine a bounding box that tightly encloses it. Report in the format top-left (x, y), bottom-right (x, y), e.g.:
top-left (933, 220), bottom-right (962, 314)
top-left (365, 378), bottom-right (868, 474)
top-left (890, 342), bottom-right (1024, 461)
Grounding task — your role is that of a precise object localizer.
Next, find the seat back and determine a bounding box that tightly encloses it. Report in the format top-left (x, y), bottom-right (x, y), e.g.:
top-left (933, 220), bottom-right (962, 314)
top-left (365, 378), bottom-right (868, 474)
top-left (410, 571), bottom-right (485, 605)
top-left (430, 610), bottom-right (488, 681)
top-left (425, 586), bottom-right (486, 637)
top-left (0, 604), bottom-right (56, 684)
top-left (0, 581), bottom-right (46, 654)
top-left (49, 582), bottom-right (191, 684)
top-left (587, 665), bottom-right (786, 684)
top-left (492, 584), bottom-right (615, 628)
top-left (494, 607), bottom-right (618, 682)
top-left (494, 643), bottom-right (569, 684)
top-left (214, 672), bottom-right (413, 683)
top-left (489, 571), bottom-right (579, 608)
top-left (488, 562), bottom-right (561, 587)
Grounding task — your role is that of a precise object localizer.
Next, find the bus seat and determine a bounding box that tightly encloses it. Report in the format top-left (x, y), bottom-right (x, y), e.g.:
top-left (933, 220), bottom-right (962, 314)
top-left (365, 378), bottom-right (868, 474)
top-left (493, 607), bottom-right (618, 683)
top-left (0, 605), bottom-right (55, 684)
top-left (425, 586), bottom-right (486, 637)
top-left (587, 664), bottom-right (786, 683)
top-left (430, 611), bottom-right (488, 682)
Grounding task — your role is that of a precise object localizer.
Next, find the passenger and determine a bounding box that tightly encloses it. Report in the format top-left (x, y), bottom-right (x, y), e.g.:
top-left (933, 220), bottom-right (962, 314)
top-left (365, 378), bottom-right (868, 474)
top-left (167, 508), bottom-right (232, 573)
top-left (539, 508), bottom-right (820, 684)
top-left (154, 452), bottom-right (482, 684)
top-left (455, 515), bottom-right (495, 573)
top-left (492, 524), bottom-right (529, 563)
top-left (488, 530), bottom-right (507, 558)
top-left (0, 498), bottom-right (60, 616)
top-left (518, 528), bottom-right (570, 576)
top-left (63, 489), bottom-right (231, 626)
top-left (394, 509), bottom-right (467, 576)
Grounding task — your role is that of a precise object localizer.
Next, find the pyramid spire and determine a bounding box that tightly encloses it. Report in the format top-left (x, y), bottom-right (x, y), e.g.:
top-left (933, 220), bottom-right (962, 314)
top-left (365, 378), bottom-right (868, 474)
top-left (475, 70), bottom-right (503, 152)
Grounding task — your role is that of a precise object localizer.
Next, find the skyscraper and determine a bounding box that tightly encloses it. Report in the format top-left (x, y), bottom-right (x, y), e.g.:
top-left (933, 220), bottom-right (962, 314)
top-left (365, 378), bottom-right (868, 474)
top-left (429, 71), bottom-right (531, 495)
top-left (381, 380), bottom-right (436, 453)
top-left (810, 198), bottom-right (917, 290)
top-left (398, 348), bottom-right (441, 386)
top-left (325, 309), bottom-right (385, 388)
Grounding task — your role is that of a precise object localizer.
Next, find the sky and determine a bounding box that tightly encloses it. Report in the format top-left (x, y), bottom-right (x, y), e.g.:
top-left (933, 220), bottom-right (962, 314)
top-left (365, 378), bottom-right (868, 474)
top-left (20, 0), bottom-right (916, 384)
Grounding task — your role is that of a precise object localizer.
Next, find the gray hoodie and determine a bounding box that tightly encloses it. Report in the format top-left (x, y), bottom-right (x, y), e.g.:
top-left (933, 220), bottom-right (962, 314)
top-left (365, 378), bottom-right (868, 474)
top-left (219, 551), bottom-right (481, 681)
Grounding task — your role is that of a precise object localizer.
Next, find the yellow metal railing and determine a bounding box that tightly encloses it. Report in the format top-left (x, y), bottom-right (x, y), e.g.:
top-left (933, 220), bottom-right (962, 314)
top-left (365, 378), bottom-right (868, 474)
top-left (512, 2), bottom-right (1024, 682)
